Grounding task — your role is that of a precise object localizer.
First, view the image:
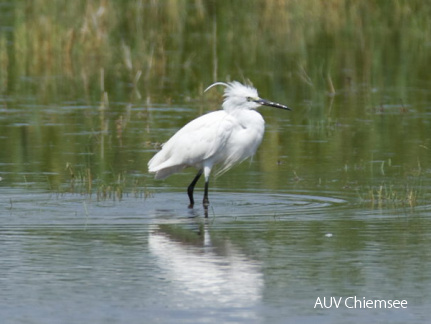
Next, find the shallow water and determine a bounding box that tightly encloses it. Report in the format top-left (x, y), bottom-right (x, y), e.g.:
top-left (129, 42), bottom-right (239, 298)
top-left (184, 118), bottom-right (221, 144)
top-left (1, 186), bottom-right (431, 323)
top-left (1, 98), bottom-right (431, 323)
top-left (1, 97), bottom-right (431, 323)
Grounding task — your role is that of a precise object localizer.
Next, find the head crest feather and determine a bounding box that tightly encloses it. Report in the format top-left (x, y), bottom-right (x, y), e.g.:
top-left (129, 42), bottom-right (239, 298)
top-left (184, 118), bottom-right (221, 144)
top-left (204, 82), bottom-right (229, 93)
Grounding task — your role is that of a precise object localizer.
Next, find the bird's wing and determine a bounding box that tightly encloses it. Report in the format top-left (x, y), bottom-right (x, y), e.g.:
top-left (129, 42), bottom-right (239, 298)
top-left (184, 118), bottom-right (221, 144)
top-left (148, 111), bottom-right (235, 178)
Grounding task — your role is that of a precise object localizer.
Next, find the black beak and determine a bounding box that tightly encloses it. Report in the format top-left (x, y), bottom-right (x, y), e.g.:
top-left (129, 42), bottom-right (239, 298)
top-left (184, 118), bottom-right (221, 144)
top-left (254, 98), bottom-right (291, 111)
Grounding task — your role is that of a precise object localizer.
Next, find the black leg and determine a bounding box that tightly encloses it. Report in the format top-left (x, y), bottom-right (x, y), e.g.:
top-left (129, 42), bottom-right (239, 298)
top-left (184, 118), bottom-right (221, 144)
top-left (203, 180), bottom-right (209, 207)
top-left (187, 169), bottom-right (203, 208)
top-left (203, 180), bottom-right (209, 217)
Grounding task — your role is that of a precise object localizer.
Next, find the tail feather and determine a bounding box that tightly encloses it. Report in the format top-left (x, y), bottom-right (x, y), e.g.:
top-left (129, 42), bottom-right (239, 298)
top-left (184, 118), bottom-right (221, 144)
top-left (150, 165), bottom-right (185, 180)
top-left (148, 150), bottom-right (185, 179)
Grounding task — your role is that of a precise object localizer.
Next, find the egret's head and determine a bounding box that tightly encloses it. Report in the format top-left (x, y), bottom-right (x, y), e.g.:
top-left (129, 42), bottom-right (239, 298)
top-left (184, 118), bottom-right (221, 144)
top-left (205, 81), bottom-right (291, 112)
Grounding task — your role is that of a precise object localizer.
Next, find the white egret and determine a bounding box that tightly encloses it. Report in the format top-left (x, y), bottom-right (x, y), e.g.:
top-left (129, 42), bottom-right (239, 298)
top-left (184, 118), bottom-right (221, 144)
top-left (148, 81), bottom-right (290, 214)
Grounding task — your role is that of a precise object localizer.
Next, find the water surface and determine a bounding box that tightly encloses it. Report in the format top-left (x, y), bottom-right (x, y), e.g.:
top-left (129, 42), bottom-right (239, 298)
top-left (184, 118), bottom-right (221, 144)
top-left (1, 186), bottom-right (431, 323)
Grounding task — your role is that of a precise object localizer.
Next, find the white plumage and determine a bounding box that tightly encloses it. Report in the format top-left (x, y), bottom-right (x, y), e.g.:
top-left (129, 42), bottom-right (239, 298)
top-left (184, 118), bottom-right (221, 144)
top-left (148, 81), bottom-right (290, 213)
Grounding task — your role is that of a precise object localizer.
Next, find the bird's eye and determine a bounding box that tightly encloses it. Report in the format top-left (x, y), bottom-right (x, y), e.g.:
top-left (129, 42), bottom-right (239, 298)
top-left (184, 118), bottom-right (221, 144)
top-left (246, 97), bottom-right (252, 102)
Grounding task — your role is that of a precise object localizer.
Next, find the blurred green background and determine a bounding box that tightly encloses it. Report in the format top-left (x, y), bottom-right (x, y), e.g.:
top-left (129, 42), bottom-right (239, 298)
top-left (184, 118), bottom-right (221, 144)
top-left (0, 0), bottom-right (430, 205)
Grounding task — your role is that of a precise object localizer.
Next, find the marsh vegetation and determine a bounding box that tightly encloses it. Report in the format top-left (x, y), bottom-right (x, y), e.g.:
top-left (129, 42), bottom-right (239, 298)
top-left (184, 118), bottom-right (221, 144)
top-left (1, 0), bottom-right (430, 208)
